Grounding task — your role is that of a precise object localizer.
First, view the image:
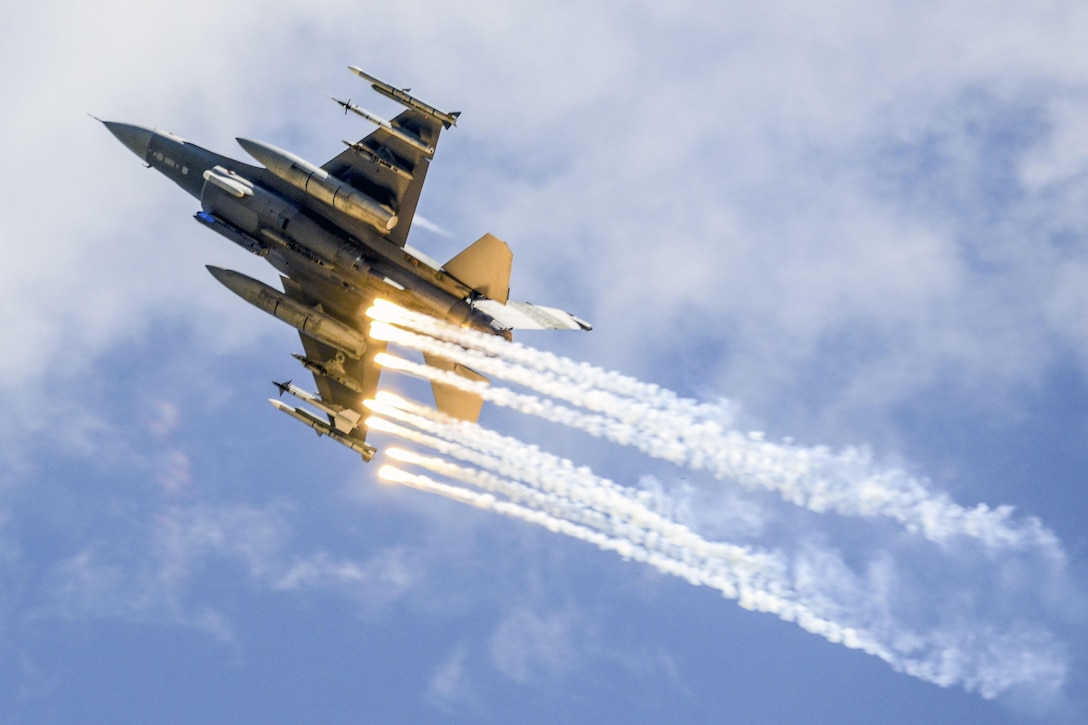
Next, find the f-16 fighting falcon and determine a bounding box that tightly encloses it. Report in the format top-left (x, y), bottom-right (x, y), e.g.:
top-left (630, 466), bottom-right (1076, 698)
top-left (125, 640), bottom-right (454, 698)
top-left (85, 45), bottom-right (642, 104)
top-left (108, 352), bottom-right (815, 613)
top-left (101, 66), bottom-right (591, 462)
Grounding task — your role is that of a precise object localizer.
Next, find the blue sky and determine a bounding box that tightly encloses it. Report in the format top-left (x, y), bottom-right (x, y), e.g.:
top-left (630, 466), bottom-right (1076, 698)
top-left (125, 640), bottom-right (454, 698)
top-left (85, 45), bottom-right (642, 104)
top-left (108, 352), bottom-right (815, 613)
top-left (2, 1), bottom-right (1087, 722)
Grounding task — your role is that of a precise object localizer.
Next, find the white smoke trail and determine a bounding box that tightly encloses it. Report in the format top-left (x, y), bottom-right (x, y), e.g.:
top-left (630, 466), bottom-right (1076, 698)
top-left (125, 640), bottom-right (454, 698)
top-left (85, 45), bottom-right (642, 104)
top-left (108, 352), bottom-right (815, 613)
top-left (369, 403), bottom-right (777, 579)
top-left (368, 395), bottom-right (686, 534)
top-left (385, 446), bottom-right (773, 585)
top-left (368, 299), bottom-right (717, 418)
top-left (376, 463), bottom-right (842, 637)
top-left (366, 311), bottom-right (1061, 558)
top-left (361, 305), bottom-right (1070, 697)
top-left (368, 402), bottom-right (1066, 698)
top-left (372, 425), bottom-right (890, 660)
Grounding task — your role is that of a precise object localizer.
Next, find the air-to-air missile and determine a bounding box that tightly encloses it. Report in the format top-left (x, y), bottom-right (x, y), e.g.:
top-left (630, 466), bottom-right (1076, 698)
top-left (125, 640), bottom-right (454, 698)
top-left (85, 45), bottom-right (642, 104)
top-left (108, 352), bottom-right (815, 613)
top-left (340, 139), bottom-right (413, 180)
top-left (206, 265), bottom-right (367, 359)
top-left (268, 398), bottom-right (376, 461)
top-left (235, 137), bottom-right (398, 232)
top-left (328, 97), bottom-right (435, 156)
top-left (291, 353), bottom-right (365, 394)
top-left (346, 66), bottom-right (461, 129)
top-left (273, 379), bottom-right (361, 433)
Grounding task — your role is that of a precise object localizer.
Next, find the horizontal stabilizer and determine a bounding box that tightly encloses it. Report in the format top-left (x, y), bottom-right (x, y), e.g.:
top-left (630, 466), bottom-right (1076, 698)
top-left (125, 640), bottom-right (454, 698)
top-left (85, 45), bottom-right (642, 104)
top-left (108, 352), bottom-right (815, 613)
top-left (443, 233), bottom-right (512, 303)
top-left (473, 299), bottom-right (592, 331)
top-left (423, 352), bottom-right (488, 422)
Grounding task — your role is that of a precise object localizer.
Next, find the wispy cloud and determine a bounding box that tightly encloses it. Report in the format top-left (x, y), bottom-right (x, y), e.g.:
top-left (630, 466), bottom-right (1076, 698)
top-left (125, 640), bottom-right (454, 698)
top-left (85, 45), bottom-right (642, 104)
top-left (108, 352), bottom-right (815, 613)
top-left (35, 501), bottom-right (426, 641)
top-left (489, 608), bottom-right (576, 683)
top-left (2, 1), bottom-right (1086, 722)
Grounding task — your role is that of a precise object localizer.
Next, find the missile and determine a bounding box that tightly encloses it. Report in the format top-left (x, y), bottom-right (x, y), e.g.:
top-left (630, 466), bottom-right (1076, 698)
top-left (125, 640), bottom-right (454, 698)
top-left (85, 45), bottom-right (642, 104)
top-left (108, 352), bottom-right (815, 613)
top-left (347, 67), bottom-right (461, 129)
top-left (329, 97), bottom-right (435, 156)
top-left (206, 265), bottom-right (367, 358)
top-left (272, 379), bottom-right (361, 433)
top-left (268, 398), bottom-right (376, 462)
top-left (235, 137), bottom-right (398, 232)
top-left (341, 139), bottom-right (413, 180)
top-left (292, 353), bottom-right (365, 394)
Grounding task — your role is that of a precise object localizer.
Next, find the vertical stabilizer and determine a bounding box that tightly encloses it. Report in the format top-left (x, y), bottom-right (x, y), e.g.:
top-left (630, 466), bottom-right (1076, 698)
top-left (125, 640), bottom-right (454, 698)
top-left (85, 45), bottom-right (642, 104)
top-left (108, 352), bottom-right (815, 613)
top-left (443, 233), bottom-right (512, 303)
top-left (423, 352), bottom-right (488, 422)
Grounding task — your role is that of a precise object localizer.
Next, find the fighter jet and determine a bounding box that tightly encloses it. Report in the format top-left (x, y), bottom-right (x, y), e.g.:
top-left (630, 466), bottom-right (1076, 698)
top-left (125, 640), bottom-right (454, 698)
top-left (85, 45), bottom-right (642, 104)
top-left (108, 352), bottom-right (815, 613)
top-left (102, 67), bottom-right (591, 462)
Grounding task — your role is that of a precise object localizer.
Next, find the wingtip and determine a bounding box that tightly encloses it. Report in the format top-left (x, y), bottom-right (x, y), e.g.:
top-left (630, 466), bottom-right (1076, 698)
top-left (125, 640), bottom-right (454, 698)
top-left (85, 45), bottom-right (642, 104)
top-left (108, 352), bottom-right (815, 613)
top-left (569, 312), bottom-right (593, 331)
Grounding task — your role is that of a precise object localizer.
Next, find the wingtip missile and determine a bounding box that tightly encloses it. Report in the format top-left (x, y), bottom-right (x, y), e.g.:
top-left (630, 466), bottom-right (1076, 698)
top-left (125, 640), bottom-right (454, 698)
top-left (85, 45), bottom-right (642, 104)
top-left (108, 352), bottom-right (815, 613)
top-left (346, 65), bottom-right (380, 85)
top-left (346, 66), bottom-right (460, 129)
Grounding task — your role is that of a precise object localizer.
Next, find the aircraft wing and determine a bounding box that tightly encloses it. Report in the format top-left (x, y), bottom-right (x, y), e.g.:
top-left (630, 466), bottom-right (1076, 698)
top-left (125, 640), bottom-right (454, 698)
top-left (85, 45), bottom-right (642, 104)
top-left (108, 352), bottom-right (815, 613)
top-left (321, 108), bottom-right (448, 248)
top-left (281, 277), bottom-right (386, 450)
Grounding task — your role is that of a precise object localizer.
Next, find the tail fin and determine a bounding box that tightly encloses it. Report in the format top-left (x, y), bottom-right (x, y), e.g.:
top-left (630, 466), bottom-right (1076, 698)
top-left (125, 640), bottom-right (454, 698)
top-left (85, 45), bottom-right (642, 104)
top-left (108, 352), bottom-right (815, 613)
top-left (423, 351), bottom-right (488, 422)
top-left (443, 233), bottom-right (512, 303)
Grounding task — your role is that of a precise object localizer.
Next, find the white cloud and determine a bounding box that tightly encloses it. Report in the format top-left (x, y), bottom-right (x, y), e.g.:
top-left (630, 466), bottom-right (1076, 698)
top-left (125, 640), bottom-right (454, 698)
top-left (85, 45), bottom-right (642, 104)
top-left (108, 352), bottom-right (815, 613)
top-left (3, 0), bottom-right (1086, 441)
top-left (39, 543), bottom-right (236, 642)
top-left (32, 499), bottom-right (429, 641)
top-left (488, 608), bottom-right (575, 684)
top-left (426, 643), bottom-right (480, 714)
top-left (273, 548), bottom-right (420, 614)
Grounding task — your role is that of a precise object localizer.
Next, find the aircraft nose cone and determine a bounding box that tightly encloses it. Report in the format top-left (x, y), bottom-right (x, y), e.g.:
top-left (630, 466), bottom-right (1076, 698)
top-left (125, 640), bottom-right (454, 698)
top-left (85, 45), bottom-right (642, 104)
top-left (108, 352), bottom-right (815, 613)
top-left (102, 121), bottom-right (154, 162)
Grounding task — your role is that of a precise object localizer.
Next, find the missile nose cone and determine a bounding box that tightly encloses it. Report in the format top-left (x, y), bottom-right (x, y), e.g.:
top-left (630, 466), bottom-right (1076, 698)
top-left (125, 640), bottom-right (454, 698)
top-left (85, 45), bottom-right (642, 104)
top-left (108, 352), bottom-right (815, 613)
top-left (101, 121), bottom-right (154, 162)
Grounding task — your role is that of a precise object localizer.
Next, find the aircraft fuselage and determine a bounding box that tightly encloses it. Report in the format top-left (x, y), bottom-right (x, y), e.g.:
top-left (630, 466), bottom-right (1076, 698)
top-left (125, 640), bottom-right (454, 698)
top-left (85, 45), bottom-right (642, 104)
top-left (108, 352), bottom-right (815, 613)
top-left (103, 121), bottom-right (502, 335)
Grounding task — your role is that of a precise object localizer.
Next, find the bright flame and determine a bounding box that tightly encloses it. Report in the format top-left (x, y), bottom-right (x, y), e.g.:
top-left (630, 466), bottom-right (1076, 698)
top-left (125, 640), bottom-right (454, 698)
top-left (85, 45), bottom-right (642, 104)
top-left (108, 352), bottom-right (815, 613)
top-left (374, 391), bottom-right (411, 409)
top-left (366, 298), bottom-right (412, 322)
top-left (364, 393), bottom-right (422, 419)
top-left (362, 401), bottom-right (397, 421)
top-left (363, 399), bottom-right (398, 416)
top-left (385, 447), bottom-right (423, 464)
top-left (367, 321), bottom-right (402, 342)
top-left (363, 415), bottom-right (399, 433)
top-left (377, 464), bottom-right (411, 483)
top-left (373, 352), bottom-right (415, 371)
